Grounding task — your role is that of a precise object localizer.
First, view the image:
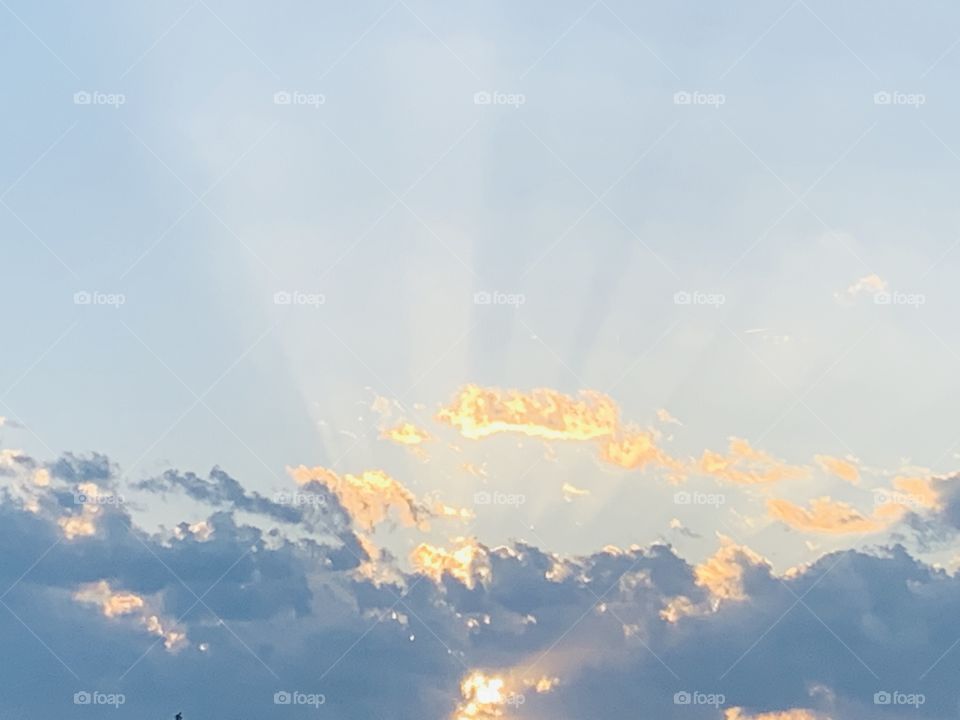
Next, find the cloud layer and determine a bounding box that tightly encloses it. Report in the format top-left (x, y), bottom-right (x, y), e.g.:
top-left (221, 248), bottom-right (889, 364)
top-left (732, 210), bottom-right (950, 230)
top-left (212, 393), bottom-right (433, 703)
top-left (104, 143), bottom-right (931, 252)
top-left (2, 437), bottom-right (960, 719)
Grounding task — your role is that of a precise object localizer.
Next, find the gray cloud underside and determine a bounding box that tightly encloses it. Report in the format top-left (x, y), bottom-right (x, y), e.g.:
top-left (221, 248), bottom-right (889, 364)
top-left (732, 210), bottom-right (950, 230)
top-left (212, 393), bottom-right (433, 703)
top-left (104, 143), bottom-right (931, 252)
top-left (1, 450), bottom-right (960, 719)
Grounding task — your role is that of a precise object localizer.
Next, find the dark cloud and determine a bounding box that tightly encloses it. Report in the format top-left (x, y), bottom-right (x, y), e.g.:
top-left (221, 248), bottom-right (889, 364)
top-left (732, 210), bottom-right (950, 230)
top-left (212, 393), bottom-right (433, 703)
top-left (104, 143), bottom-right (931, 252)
top-left (49, 451), bottom-right (114, 486)
top-left (2, 447), bottom-right (960, 719)
top-left (135, 467), bottom-right (304, 524)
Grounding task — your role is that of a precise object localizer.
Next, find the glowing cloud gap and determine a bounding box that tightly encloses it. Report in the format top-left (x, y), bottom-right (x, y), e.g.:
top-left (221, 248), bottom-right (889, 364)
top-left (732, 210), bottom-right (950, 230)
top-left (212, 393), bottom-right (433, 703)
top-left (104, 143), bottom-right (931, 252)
top-left (452, 670), bottom-right (557, 720)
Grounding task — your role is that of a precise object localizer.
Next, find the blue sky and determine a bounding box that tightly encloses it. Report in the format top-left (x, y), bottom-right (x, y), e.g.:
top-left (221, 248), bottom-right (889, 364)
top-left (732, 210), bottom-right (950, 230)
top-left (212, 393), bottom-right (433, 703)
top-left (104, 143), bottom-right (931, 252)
top-left (4, 1), bottom-right (960, 718)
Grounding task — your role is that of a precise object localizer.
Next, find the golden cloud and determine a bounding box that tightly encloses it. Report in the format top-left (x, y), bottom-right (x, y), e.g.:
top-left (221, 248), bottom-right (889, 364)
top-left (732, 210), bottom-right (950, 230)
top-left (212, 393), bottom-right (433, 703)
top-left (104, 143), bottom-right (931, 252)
top-left (697, 438), bottom-right (807, 485)
top-left (437, 385), bottom-right (620, 441)
top-left (814, 455), bottom-right (860, 484)
top-left (437, 385), bottom-right (676, 472)
top-left (59, 512), bottom-right (98, 539)
top-left (381, 421), bottom-right (431, 446)
top-left (725, 709), bottom-right (828, 720)
top-left (662, 537), bottom-right (770, 622)
top-left (600, 429), bottom-right (678, 471)
top-left (74, 581), bottom-right (186, 651)
top-left (767, 497), bottom-right (887, 534)
top-left (287, 465), bottom-right (467, 531)
top-left (452, 670), bottom-right (557, 720)
top-left (695, 538), bottom-right (768, 602)
top-left (411, 538), bottom-right (491, 589)
top-left (891, 475), bottom-right (941, 510)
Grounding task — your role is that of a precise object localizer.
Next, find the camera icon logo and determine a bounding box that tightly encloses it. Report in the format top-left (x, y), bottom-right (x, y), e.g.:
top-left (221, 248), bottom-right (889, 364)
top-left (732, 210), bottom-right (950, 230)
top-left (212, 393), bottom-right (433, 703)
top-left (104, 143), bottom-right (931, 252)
top-left (873, 91), bottom-right (892, 105)
top-left (274, 691), bottom-right (292, 705)
top-left (74, 291), bottom-right (92, 305)
top-left (473, 491), bottom-right (491, 505)
top-left (74, 691), bottom-right (92, 705)
top-left (874, 691), bottom-right (892, 705)
top-left (273, 291), bottom-right (292, 305)
top-left (673, 91), bottom-right (692, 105)
top-left (474, 91), bottom-right (492, 105)
top-left (273, 91), bottom-right (292, 105)
top-left (674, 691), bottom-right (692, 705)
top-left (73, 91), bottom-right (92, 105)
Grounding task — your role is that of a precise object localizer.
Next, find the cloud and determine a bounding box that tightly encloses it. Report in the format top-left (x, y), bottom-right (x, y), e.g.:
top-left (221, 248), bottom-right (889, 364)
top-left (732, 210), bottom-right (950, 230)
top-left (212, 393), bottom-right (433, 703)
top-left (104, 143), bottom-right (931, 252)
top-left (5, 441), bottom-right (960, 718)
top-left (436, 385), bottom-right (677, 473)
top-left (668, 518), bottom-right (700, 539)
top-left (74, 581), bottom-right (187, 651)
top-left (662, 537), bottom-right (770, 621)
top-left (697, 438), bottom-right (808, 485)
top-left (435, 388), bottom-right (826, 488)
top-left (834, 273), bottom-right (887, 303)
top-left (287, 464), bottom-right (469, 531)
top-left (437, 385), bottom-right (620, 442)
top-left (725, 710), bottom-right (828, 720)
top-left (136, 467), bottom-right (304, 525)
top-left (381, 421), bottom-right (432, 447)
top-left (411, 538), bottom-right (492, 590)
top-left (767, 497), bottom-right (890, 534)
top-left (59, 510), bottom-right (99, 539)
top-left (814, 455), bottom-right (860, 485)
top-left (769, 474), bottom-right (949, 537)
top-left (0, 448), bottom-right (36, 477)
top-left (693, 538), bottom-right (770, 603)
top-left (561, 482), bottom-right (590, 503)
top-left (600, 429), bottom-right (678, 472)
top-left (453, 670), bottom-right (557, 719)
top-left (656, 409), bottom-right (682, 426)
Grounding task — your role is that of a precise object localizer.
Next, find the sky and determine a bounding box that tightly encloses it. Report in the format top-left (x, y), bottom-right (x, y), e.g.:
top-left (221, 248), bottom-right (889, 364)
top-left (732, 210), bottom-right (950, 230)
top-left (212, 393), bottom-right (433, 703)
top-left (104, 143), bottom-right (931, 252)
top-left (3, 1), bottom-right (960, 718)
